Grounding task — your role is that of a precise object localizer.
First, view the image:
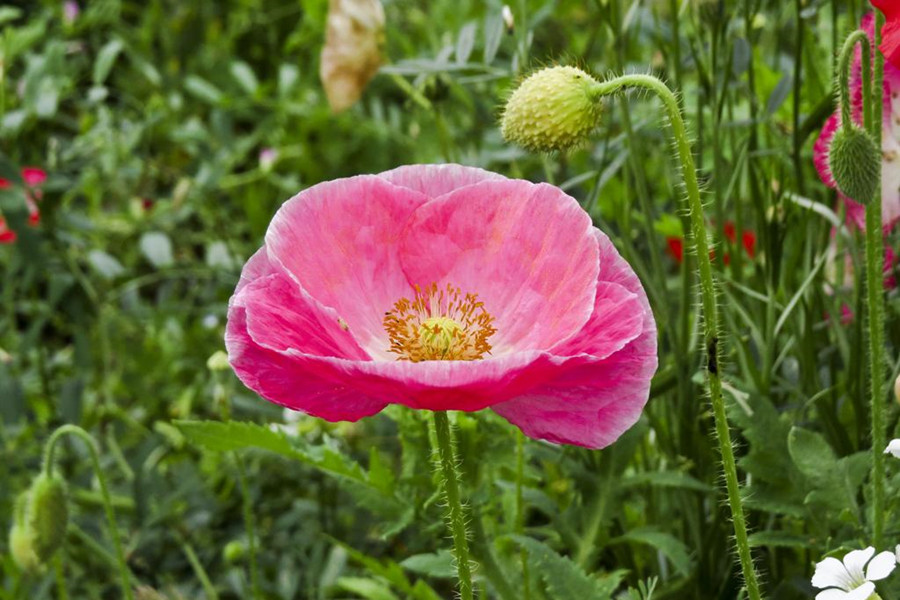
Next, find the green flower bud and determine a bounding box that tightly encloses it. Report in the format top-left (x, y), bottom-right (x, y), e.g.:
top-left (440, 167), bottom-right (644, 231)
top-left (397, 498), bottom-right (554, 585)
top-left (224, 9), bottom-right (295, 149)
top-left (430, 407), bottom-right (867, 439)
top-left (26, 473), bottom-right (69, 561)
top-left (829, 124), bottom-right (880, 204)
top-left (8, 473), bottom-right (69, 571)
top-left (223, 540), bottom-right (246, 563)
top-left (501, 66), bottom-right (602, 153)
top-left (9, 492), bottom-right (41, 572)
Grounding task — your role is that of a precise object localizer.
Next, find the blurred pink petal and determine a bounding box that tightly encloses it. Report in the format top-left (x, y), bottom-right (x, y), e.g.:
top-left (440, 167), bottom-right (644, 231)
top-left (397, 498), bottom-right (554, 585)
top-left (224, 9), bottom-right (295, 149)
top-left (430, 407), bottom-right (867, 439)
top-left (21, 167), bottom-right (46, 188)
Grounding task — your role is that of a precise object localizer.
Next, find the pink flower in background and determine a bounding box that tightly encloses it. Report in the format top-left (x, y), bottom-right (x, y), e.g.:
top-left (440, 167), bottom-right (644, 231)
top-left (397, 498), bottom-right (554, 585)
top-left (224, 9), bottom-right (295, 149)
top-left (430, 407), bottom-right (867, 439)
top-left (0, 167), bottom-right (47, 243)
top-left (814, 14), bottom-right (900, 233)
top-left (258, 148), bottom-right (278, 172)
top-left (63, 1), bottom-right (80, 25)
top-left (226, 164), bottom-right (657, 448)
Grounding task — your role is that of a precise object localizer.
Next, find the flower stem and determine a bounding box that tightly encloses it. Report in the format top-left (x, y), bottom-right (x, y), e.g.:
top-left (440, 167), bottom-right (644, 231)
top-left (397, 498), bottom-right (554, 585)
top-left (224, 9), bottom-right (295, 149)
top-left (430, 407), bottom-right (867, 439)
top-left (866, 10), bottom-right (887, 549)
top-left (236, 455), bottom-right (262, 600)
top-left (516, 431), bottom-right (531, 600)
top-left (590, 74), bottom-right (762, 600)
top-left (432, 411), bottom-right (475, 600)
top-left (837, 31), bottom-right (872, 130)
top-left (43, 425), bottom-right (133, 600)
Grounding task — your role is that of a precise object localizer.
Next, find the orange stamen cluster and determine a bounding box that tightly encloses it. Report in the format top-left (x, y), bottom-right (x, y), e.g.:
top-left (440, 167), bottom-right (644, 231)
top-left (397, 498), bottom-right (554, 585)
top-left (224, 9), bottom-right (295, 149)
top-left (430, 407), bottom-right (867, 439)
top-left (383, 283), bottom-right (496, 362)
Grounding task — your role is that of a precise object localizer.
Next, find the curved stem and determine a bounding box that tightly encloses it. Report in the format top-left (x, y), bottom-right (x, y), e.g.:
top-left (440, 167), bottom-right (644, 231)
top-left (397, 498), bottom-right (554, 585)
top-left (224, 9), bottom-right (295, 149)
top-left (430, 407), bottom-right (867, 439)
top-left (865, 10), bottom-right (887, 549)
top-left (43, 425), bottom-right (133, 600)
top-left (432, 411), bottom-right (475, 600)
top-left (837, 30), bottom-right (872, 129)
top-left (590, 74), bottom-right (763, 600)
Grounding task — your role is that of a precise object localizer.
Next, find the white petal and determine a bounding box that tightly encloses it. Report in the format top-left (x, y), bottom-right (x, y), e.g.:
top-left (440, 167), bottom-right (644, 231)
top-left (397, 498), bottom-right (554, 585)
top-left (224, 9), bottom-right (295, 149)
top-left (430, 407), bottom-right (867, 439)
top-left (844, 582), bottom-right (875, 600)
top-left (883, 439), bottom-right (900, 458)
top-left (813, 557), bottom-right (853, 589)
top-left (865, 551), bottom-right (896, 581)
top-left (816, 590), bottom-right (852, 600)
top-left (843, 548), bottom-right (876, 580)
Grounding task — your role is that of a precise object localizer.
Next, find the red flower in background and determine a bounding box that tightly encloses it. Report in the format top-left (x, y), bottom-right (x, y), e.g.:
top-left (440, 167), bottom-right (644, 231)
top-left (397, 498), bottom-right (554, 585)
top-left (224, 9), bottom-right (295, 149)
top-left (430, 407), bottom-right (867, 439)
top-left (0, 167), bottom-right (46, 244)
top-left (666, 221), bottom-right (757, 265)
top-left (873, 1), bottom-right (900, 70)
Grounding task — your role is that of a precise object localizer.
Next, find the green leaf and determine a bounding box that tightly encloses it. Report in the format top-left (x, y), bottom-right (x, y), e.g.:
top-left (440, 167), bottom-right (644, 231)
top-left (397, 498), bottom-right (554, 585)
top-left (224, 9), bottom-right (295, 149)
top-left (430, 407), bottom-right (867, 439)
top-left (334, 577), bottom-right (400, 600)
top-left (788, 427), bottom-right (836, 486)
top-left (139, 231), bottom-right (174, 268)
top-left (399, 551), bottom-right (455, 579)
top-left (510, 535), bottom-right (622, 600)
top-left (184, 75), bottom-right (224, 104)
top-left (0, 7), bottom-right (22, 26)
top-left (93, 38), bottom-right (124, 85)
top-left (612, 528), bottom-right (693, 578)
top-left (87, 250), bottom-right (125, 279)
top-left (747, 531), bottom-right (816, 549)
top-left (455, 22), bottom-right (476, 64)
top-left (175, 420), bottom-right (408, 518)
top-left (230, 61), bottom-right (259, 95)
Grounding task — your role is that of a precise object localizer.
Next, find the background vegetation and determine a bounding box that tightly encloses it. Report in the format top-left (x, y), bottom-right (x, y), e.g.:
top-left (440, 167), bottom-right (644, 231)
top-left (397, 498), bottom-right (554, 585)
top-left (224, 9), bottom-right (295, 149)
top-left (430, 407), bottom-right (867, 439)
top-left (1, 0), bottom-right (898, 598)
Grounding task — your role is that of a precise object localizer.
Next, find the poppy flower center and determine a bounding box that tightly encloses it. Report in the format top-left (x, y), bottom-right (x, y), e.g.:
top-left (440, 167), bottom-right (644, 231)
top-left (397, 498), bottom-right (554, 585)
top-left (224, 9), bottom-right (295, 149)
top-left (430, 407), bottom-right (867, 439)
top-left (383, 283), bottom-right (496, 362)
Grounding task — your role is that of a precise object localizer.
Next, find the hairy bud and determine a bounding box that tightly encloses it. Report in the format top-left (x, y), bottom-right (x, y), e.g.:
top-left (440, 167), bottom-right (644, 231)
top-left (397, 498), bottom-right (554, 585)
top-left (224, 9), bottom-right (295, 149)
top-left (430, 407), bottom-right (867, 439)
top-left (8, 473), bottom-right (68, 571)
top-left (829, 125), bottom-right (880, 204)
top-left (501, 66), bottom-right (601, 152)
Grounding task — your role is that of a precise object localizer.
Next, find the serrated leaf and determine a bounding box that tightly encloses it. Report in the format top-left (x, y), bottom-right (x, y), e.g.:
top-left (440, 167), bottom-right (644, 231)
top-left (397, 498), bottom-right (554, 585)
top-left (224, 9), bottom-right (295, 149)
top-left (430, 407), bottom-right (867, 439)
top-left (788, 427), bottom-right (836, 485)
top-left (510, 535), bottom-right (621, 600)
top-left (93, 38), bottom-right (124, 84)
top-left (140, 231), bottom-right (174, 268)
top-left (612, 528), bottom-right (693, 578)
top-left (175, 420), bottom-right (407, 517)
top-left (399, 551), bottom-right (455, 579)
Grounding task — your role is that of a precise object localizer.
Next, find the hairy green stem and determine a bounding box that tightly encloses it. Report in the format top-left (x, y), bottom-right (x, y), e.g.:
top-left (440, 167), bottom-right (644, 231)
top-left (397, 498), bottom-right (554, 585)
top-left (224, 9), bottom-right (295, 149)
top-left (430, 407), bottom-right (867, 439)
top-left (432, 411), bottom-right (475, 600)
top-left (515, 431), bottom-right (530, 599)
top-left (865, 10), bottom-right (886, 549)
top-left (236, 455), bottom-right (262, 599)
top-left (837, 31), bottom-right (872, 130)
top-left (590, 74), bottom-right (762, 600)
top-left (43, 425), bottom-right (133, 600)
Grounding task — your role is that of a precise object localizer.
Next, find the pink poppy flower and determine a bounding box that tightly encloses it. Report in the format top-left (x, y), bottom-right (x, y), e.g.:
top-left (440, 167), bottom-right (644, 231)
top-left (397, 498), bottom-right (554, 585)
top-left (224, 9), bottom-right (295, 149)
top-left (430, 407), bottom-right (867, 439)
top-left (814, 14), bottom-right (900, 233)
top-left (226, 164), bottom-right (657, 448)
top-left (0, 167), bottom-right (45, 242)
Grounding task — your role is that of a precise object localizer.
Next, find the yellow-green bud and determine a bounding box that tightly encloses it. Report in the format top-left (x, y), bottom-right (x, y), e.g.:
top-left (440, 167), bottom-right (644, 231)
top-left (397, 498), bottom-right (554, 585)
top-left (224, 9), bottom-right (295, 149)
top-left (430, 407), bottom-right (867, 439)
top-left (206, 350), bottom-right (230, 372)
top-left (26, 474), bottom-right (68, 561)
top-left (223, 540), bottom-right (246, 563)
top-left (829, 124), bottom-right (880, 204)
top-left (9, 474), bottom-right (69, 571)
top-left (501, 66), bottom-right (601, 153)
top-left (9, 492), bottom-right (41, 572)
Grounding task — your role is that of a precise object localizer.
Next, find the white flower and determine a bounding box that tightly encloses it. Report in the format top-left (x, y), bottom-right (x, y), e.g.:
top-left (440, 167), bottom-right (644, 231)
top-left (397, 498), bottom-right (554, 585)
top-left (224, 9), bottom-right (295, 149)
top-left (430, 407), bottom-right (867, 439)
top-left (884, 439), bottom-right (900, 458)
top-left (811, 547), bottom-right (895, 600)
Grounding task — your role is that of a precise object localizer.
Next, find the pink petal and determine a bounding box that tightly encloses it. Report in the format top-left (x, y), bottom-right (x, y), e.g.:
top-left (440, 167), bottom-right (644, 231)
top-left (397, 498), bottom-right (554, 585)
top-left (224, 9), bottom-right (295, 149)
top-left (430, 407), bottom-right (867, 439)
top-left (236, 273), bottom-right (371, 360)
top-left (378, 163), bottom-right (506, 198)
top-left (550, 281), bottom-right (643, 359)
top-left (491, 230), bottom-right (657, 448)
top-left (814, 113), bottom-right (839, 189)
top-left (264, 175), bottom-right (428, 359)
top-left (398, 178), bottom-right (599, 353)
top-left (226, 304), bottom-right (388, 421)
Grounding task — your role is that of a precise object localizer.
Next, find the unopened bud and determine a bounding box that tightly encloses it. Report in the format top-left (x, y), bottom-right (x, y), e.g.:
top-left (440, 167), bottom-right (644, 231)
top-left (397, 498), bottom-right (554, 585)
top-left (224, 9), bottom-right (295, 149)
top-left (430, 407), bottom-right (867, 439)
top-left (501, 66), bottom-right (602, 153)
top-left (829, 124), bottom-right (880, 204)
top-left (894, 373), bottom-right (900, 405)
top-left (9, 473), bottom-right (68, 571)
